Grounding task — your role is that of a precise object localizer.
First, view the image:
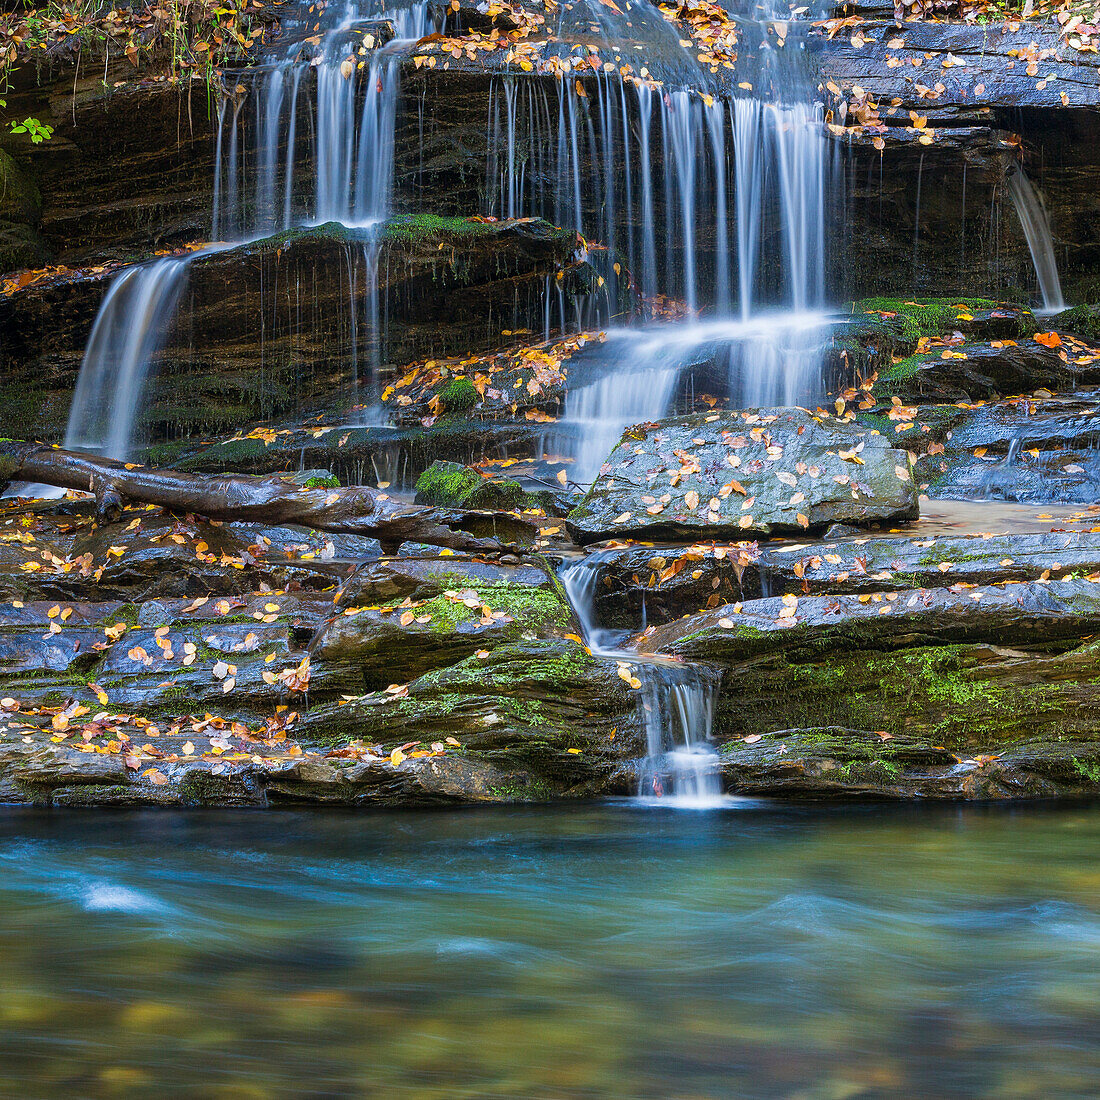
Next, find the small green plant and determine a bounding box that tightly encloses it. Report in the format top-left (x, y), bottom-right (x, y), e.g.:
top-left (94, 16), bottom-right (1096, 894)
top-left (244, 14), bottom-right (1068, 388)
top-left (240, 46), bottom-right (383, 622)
top-left (8, 117), bottom-right (53, 143)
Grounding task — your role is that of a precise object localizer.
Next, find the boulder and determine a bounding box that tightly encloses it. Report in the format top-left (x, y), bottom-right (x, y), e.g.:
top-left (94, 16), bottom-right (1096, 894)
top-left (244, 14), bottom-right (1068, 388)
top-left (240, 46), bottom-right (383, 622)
top-left (566, 408), bottom-right (918, 542)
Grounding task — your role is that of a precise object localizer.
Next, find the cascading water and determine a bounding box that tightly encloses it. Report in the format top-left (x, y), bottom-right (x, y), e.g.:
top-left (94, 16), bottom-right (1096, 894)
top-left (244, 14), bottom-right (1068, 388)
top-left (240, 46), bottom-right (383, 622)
top-left (485, 1), bottom-right (834, 483)
top-left (548, 312), bottom-right (831, 483)
top-left (1007, 168), bottom-right (1065, 313)
top-left (559, 557), bottom-right (725, 806)
top-left (213, 0), bottom-right (430, 236)
top-left (63, 258), bottom-right (192, 460)
top-left (57, 0), bottom-right (431, 462)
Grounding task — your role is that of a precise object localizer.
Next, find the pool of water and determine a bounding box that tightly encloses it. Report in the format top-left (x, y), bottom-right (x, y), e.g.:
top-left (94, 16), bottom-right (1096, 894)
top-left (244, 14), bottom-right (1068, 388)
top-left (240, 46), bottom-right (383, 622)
top-left (2, 801), bottom-right (1099, 1098)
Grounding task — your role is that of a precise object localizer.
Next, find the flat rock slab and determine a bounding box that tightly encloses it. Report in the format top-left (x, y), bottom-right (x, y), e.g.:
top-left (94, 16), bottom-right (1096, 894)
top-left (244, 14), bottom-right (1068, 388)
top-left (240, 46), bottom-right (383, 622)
top-left (638, 578), bottom-right (1100, 662)
top-left (565, 530), bottom-right (1100, 630)
top-left (718, 728), bottom-right (1100, 801)
top-left (567, 409), bottom-right (918, 542)
top-left (759, 530), bottom-right (1100, 596)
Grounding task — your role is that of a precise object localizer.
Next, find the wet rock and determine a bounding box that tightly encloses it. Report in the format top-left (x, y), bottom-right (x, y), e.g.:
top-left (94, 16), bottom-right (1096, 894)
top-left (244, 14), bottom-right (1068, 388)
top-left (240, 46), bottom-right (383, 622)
top-left (311, 563), bottom-right (575, 687)
top-left (565, 531), bottom-right (1100, 629)
top-left (563, 543), bottom-right (760, 630)
top-left (157, 418), bottom-right (550, 494)
top-left (1, 69), bottom-right (215, 269)
top-left (624, 574), bottom-right (1100, 797)
top-left (337, 553), bottom-right (555, 604)
top-left (567, 408), bottom-right (918, 543)
top-left (67, 513), bottom-right (376, 599)
top-left (909, 390), bottom-right (1100, 503)
top-left (821, 21), bottom-right (1100, 300)
top-left (877, 339), bottom-right (1086, 403)
top-left (758, 531), bottom-right (1100, 596)
top-left (1, 216), bottom-right (593, 444)
top-left (719, 728), bottom-right (1100, 800)
top-left (639, 577), bottom-right (1100, 662)
top-left (302, 638), bottom-right (642, 794)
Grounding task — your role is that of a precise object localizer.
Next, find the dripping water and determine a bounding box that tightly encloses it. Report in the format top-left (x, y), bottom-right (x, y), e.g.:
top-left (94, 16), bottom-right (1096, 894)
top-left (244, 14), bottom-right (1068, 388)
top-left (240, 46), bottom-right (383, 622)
top-left (1007, 168), bottom-right (1065, 313)
top-left (559, 557), bottom-right (725, 807)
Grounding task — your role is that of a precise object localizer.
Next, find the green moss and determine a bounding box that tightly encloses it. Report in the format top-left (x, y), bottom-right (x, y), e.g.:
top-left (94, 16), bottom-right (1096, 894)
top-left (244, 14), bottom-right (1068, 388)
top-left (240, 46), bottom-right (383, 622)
top-left (1052, 304), bottom-right (1100, 343)
top-left (877, 354), bottom-right (925, 384)
top-left (850, 297), bottom-right (1006, 344)
top-left (1072, 757), bottom-right (1100, 784)
top-left (721, 643), bottom-right (1040, 745)
top-left (438, 377), bottom-right (478, 414)
top-left (488, 777), bottom-right (559, 801)
top-left (398, 581), bottom-right (571, 636)
top-left (837, 758), bottom-right (902, 781)
top-left (302, 474), bottom-right (340, 489)
top-left (382, 214), bottom-right (498, 245)
top-left (413, 459), bottom-right (530, 511)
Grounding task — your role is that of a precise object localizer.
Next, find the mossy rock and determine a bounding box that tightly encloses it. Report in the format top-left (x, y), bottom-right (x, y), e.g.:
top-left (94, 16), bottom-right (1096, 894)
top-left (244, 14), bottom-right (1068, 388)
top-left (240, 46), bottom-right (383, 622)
top-left (0, 150), bottom-right (42, 225)
top-left (438, 376), bottom-right (478, 414)
top-left (1052, 304), bottom-right (1100, 342)
top-left (849, 297), bottom-right (1024, 344)
top-left (414, 460), bottom-right (531, 511)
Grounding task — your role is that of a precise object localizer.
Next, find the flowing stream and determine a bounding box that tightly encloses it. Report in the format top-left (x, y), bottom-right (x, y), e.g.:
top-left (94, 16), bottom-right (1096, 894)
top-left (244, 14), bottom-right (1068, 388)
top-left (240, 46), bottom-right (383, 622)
top-left (560, 556), bottom-right (725, 805)
top-left (2, 803), bottom-right (1099, 1097)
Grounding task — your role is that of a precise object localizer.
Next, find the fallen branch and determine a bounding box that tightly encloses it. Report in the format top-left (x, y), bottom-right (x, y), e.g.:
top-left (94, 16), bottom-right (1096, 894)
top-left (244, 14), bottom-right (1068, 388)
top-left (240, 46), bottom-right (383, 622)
top-left (0, 442), bottom-right (536, 552)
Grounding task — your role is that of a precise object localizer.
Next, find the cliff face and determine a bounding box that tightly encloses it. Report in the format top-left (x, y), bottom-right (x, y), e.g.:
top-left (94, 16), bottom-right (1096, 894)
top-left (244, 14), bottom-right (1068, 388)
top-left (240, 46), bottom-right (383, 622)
top-left (2, 1), bottom-right (1100, 806)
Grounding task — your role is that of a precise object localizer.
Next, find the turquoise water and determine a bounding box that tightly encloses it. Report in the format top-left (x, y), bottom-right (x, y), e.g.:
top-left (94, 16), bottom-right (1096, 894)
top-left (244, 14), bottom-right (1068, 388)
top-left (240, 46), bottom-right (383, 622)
top-left (1, 802), bottom-right (1099, 1098)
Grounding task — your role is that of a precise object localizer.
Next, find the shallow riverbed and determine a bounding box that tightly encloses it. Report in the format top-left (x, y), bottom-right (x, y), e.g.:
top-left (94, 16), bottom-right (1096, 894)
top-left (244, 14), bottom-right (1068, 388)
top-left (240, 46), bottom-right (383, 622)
top-left (2, 802), bottom-right (1099, 1098)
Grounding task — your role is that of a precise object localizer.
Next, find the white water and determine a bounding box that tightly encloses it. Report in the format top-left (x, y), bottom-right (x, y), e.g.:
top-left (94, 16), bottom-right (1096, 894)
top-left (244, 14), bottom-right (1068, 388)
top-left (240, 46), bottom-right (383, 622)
top-left (550, 313), bottom-right (832, 483)
top-left (560, 557), bottom-right (725, 806)
top-left (57, 1), bottom-right (431, 465)
top-left (1007, 169), bottom-right (1065, 313)
top-left (63, 257), bottom-right (191, 461)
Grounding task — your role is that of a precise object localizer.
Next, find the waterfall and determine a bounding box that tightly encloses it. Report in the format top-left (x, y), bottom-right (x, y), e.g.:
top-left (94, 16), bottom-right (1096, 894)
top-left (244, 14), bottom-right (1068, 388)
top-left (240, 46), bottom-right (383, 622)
top-left (63, 258), bottom-right (191, 460)
top-left (1007, 169), bottom-right (1065, 313)
top-left (482, 1), bottom-right (833, 482)
top-left (560, 558), bottom-right (725, 806)
top-left (59, 1), bottom-right (430, 463)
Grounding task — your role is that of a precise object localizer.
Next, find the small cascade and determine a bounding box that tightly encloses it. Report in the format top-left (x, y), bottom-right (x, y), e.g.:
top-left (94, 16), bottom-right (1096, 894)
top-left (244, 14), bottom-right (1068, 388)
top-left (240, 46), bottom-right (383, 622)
top-left (1007, 169), bottom-right (1065, 313)
top-left (553, 349), bottom-right (682, 483)
top-left (64, 257), bottom-right (192, 460)
top-left (549, 314), bottom-right (832, 483)
top-left (560, 557), bottom-right (725, 806)
top-left (62, 1), bottom-right (430, 463)
top-left (214, 0), bottom-right (430, 237)
top-left (978, 434), bottom-right (1024, 499)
